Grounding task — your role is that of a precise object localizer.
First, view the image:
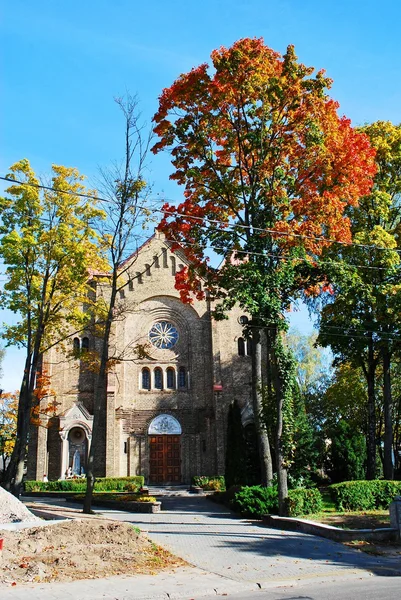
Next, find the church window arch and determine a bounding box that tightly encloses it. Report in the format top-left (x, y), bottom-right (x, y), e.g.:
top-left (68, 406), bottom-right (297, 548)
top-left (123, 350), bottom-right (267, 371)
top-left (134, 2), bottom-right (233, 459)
top-left (73, 337), bottom-right (80, 354)
top-left (238, 337), bottom-right (245, 356)
top-left (166, 367), bottom-right (176, 389)
top-left (81, 337), bottom-right (90, 352)
top-left (246, 338), bottom-right (252, 356)
top-left (170, 255), bottom-right (176, 275)
top-left (141, 368), bottom-right (150, 390)
top-left (178, 367), bottom-right (186, 388)
top-left (154, 367), bottom-right (163, 390)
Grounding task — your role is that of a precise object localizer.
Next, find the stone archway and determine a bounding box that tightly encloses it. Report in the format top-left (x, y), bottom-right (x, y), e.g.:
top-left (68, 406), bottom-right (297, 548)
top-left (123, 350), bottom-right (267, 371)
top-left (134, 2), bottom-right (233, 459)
top-left (148, 415), bottom-right (181, 484)
top-left (67, 427), bottom-right (88, 476)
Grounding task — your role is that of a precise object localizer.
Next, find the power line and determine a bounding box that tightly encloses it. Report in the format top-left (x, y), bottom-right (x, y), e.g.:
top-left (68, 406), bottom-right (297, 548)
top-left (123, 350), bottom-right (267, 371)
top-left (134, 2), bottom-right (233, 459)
top-left (2, 175), bottom-right (401, 256)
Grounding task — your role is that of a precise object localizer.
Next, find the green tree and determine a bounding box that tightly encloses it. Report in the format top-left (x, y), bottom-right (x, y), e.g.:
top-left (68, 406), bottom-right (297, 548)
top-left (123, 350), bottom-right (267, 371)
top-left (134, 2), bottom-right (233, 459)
top-left (152, 39), bottom-right (375, 512)
top-left (325, 419), bottom-right (366, 483)
top-left (318, 121), bottom-right (401, 480)
top-left (0, 160), bottom-right (104, 495)
top-left (225, 399), bottom-right (248, 488)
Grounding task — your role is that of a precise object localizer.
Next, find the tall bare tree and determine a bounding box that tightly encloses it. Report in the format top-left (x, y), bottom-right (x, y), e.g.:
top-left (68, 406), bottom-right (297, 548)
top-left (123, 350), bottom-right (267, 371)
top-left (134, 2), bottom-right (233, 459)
top-left (83, 94), bottom-right (153, 513)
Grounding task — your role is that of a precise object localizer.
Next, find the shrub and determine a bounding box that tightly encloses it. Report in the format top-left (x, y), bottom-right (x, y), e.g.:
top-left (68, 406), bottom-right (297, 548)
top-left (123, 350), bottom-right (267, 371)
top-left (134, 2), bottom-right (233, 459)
top-left (329, 480), bottom-right (401, 511)
top-left (192, 476), bottom-right (226, 491)
top-left (230, 485), bottom-right (278, 518)
top-left (24, 476), bottom-right (144, 494)
top-left (286, 488), bottom-right (323, 517)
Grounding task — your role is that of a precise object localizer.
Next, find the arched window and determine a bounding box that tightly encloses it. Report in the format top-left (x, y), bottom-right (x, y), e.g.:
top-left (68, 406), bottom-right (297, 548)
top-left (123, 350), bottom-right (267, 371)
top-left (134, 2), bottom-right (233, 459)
top-left (73, 337), bottom-right (80, 355)
top-left (246, 338), bottom-right (253, 356)
top-left (145, 263), bottom-right (151, 276)
top-left (141, 368), bottom-right (150, 390)
top-left (81, 337), bottom-right (90, 352)
top-left (166, 367), bottom-right (176, 389)
top-left (162, 247), bottom-right (168, 268)
top-left (178, 367), bottom-right (186, 388)
top-left (238, 337), bottom-right (245, 356)
top-left (154, 367), bottom-right (163, 390)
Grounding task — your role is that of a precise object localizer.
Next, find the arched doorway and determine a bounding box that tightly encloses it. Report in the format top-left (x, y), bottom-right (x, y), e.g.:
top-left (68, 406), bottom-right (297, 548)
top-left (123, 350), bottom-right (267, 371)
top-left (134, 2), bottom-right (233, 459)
top-left (148, 415), bottom-right (181, 484)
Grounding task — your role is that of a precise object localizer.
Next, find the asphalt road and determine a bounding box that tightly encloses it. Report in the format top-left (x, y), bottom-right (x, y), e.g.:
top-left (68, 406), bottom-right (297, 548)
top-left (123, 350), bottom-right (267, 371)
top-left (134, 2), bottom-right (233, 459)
top-left (200, 574), bottom-right (401, 600)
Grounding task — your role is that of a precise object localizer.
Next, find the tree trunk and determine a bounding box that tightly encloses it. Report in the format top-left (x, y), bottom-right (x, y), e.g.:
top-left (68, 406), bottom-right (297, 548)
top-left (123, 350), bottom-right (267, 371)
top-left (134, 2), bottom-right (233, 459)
top-left (365, 337), bottom-right (377, 480)
top-left (251, 326), bottom-right (273, 486)
top-left (3, 350), bottom-right (40, 497)
top-left (270, 335), bottom-right (288, 516)
top-left (382, 344), bottom-right (394, 480)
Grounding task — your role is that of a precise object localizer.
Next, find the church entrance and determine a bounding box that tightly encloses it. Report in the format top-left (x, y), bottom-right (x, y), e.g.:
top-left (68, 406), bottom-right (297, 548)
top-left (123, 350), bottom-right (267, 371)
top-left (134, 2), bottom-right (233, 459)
top-left (149, 435), bottom-right (181, 484)
top-left (148, 414), bottom-right (182, 484)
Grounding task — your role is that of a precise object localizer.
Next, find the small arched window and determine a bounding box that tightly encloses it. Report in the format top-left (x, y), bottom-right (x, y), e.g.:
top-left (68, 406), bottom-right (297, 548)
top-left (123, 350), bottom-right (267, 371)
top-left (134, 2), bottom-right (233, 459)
top-left (178, 367), bottom-right (186, 388)
top-left (170, 256), bottom-right (176, 275)
top-left (238, 337), bottom-right (245, 356)
top-left (141, 368), bottom-right (150, 390)
top-left (73, 337), bottom-right (80, 355)
top-left (166, 367), bottom-right (176, 389)
top-left (81, 337), bottom-right (90, 352)
top-left (246, 338), bottom-right (253, 356)
top-left (154, 367), bottom-right (163, 390)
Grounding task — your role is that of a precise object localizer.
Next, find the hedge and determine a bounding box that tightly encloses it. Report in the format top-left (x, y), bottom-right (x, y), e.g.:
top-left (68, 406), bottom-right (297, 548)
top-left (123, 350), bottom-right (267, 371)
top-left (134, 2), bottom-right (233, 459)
top-left (230, 485), bottom-right (323, 518)
top-left (24, 476), bottom-right (145, 493)
top-left (230, 485), bottom-right (279, 517)
top-left (192, 475), bottom-right (226, 491)
top-left (329, 480), bottom-right (401, 511)
top-left (285, 488), bottom-right (323, 517)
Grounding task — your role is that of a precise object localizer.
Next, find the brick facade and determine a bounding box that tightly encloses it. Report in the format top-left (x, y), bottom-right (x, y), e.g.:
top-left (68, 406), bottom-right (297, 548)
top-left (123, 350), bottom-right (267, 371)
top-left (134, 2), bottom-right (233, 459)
top-left (27, 232), bottom-right (253, 484)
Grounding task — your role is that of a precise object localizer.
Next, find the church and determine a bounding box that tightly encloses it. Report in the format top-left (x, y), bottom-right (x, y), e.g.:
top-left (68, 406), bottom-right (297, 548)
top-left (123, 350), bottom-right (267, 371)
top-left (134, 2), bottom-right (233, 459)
top-left (27, 231), bottom-right (254, 484)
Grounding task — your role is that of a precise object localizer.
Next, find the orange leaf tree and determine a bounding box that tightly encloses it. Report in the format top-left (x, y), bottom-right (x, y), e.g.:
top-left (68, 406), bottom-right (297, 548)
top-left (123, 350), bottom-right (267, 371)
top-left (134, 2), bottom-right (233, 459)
top-left (152, 38), bottom-right (376, 512)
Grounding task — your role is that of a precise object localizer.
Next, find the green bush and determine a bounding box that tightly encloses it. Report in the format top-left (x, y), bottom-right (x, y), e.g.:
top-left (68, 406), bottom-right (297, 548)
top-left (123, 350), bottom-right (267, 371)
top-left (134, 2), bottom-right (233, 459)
top-left (192, 475), bottom-right (226, 491)
top-left (329, 480), bottom-right (401, 511)
top-left (24, 476), bottom-right (144, 494)
top-left (286, 488), bottom-right (323, 517)
top-left (230, 485), bottom-right (278, 518)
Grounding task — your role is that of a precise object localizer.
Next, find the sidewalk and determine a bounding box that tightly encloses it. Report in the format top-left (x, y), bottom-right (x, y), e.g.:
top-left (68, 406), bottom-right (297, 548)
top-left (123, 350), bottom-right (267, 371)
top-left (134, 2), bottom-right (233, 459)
top-left (1, 493), bottom-right (400, 599)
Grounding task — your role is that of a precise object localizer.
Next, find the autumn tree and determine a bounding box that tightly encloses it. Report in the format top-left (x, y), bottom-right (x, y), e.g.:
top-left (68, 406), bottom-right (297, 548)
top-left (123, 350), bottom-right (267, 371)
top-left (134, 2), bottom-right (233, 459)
top-left (318, 121), bottom-right (401, 479)
top-left (0, 392), bottom-right (18, 477)
top-left (0, 160), bottom-right (105, 496)
top-left (152, 38), bottom-right (376, 513)
top-left (83, 94), bottom-right (153, 514)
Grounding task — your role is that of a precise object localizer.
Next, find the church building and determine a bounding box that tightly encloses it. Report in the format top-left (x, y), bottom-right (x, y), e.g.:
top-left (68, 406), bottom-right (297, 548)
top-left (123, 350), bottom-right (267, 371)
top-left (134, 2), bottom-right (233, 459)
top-left (27, 231), bottom-right (254, 484)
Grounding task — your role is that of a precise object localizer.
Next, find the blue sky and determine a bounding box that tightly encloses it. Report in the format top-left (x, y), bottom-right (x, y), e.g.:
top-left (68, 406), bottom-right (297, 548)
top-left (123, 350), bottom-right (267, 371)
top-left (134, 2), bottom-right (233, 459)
top-left (1, 0), bottom-right (400, 391)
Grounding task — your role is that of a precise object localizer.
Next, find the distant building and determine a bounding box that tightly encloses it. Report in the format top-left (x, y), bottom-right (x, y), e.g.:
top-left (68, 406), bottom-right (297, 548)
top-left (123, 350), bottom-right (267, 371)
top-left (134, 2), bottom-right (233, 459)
top-left (27, 231), bottom-right (255, 484)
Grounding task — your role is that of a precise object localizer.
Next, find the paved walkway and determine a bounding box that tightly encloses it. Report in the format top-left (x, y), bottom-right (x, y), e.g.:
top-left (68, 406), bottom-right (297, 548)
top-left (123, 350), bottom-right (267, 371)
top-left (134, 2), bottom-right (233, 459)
top-left (1, 491), bottom-right (401, 599)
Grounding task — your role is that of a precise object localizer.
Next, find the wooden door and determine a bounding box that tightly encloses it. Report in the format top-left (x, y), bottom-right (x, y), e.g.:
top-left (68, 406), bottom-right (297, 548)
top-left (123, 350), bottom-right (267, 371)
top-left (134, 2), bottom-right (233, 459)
top-left (149, 435), bottom-right (181, 484)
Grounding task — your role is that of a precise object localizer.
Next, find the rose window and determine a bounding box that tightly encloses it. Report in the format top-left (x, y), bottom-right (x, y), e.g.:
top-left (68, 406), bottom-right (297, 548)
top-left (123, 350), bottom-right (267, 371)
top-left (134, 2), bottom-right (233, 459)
top-left (149, 321), bottom-right (179, 349)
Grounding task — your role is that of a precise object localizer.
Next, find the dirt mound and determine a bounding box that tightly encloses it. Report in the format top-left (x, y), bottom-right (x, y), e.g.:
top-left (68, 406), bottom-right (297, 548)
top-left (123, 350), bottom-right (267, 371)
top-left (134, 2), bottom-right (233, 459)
top-left (0, 519), bottom-right (186, 586)
top-left (0, 487), bottom-right (41, 524)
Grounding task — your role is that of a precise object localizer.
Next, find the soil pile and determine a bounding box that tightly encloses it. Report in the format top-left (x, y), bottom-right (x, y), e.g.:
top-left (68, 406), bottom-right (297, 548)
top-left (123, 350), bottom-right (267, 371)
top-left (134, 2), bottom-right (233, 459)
top-left (0, 487), bottom-right (41, 524)
top-left (0, 519), bottom-right (186, 586)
